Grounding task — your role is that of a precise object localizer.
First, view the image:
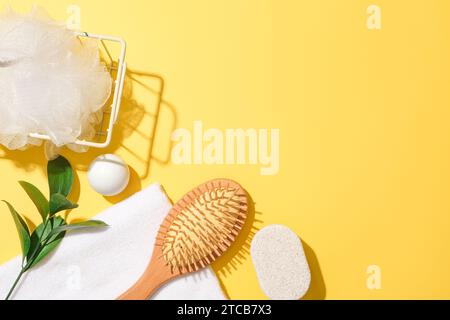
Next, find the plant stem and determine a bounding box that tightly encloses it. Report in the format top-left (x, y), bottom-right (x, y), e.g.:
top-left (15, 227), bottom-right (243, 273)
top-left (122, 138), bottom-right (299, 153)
top-left (5, 269), bottom-right (25, 300)
top-left (24, 218), bottom-right (51, 270)
top-left (25, 234), bottom-right (52, 270)
top-left (6, 222), bottom-right (56, 299)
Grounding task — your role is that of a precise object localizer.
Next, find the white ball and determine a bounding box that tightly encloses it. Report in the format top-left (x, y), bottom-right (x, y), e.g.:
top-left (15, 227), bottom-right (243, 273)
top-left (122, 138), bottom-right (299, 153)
top-left (87, 154), bottom-right (130, 196)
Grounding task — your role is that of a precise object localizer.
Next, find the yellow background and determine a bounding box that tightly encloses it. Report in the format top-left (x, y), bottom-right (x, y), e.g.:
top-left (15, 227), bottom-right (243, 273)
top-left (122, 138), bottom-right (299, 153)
top-left (1, 0), bottom-right (450, 299)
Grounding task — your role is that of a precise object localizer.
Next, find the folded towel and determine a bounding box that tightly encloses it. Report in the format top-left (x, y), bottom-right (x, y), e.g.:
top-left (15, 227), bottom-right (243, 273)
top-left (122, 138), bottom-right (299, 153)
top-left (0, 183), bottom-right (227, 300)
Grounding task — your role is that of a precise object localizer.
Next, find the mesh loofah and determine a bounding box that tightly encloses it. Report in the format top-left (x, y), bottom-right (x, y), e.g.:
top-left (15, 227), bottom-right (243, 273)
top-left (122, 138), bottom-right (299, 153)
top-left (0, 7), bottom-right (112, 153)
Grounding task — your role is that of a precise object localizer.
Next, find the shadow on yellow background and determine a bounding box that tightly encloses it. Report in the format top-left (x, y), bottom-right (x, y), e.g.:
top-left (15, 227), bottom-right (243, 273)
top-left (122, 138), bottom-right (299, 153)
top-left (67, 69), bottom-right (177, 181)
top-left (302, 241), bottom-right (326, 300)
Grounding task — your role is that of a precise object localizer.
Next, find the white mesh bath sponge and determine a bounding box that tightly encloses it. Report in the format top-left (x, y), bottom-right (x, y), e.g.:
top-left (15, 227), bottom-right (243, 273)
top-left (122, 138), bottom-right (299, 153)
top-left (0, 6), bottom-right (112, 152)
top-left (251, 224), bottom-right (311, 300)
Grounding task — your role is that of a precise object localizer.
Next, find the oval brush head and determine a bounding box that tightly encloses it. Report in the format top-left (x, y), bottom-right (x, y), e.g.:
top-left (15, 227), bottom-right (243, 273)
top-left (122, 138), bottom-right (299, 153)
top-left (157, 178), bottom-right (248, 274)
top-left (118, 178), bottom-right (248, 300)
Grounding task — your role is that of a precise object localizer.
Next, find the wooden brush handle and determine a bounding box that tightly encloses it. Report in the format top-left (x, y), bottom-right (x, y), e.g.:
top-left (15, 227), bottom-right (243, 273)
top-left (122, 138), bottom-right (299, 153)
top-left (118, 248), bottom-right (178, 300)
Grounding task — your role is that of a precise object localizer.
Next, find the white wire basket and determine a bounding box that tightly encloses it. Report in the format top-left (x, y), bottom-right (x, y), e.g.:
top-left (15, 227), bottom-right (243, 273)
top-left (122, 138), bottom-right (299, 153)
top-left (28, 32), bottom-right (127, 149)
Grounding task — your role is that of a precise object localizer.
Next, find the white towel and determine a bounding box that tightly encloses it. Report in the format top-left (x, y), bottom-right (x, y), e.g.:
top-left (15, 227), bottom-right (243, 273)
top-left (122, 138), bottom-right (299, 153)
top-left (0, 183), bottom-right (227, 300)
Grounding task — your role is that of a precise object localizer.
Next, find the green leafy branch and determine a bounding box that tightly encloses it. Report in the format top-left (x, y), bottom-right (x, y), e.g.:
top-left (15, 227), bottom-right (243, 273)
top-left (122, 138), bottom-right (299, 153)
top-left (3, 156), bottom-right (108, 300)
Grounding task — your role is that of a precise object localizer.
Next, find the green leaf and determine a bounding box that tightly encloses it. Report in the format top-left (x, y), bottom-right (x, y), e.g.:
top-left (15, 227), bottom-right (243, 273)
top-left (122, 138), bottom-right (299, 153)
top-left (50, 220), bottom-right (109, 236)
top-left (26, 217), bottom-right (66, 269)
top-left (2, 201), bottom-right (30, 256)
top-left (19, 181), bottom-right (49, 221)
top-left (48, 156), bottom-right (73, 197)
top-left (49, 193), bottom-right (78, 215)
top-left (26, 219), bottom-right (54, 262)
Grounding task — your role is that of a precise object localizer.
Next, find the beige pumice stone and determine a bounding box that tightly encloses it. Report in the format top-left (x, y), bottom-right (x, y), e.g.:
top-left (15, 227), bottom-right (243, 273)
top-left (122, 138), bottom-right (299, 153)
top-left (251, 224), bottom-right (311, 300)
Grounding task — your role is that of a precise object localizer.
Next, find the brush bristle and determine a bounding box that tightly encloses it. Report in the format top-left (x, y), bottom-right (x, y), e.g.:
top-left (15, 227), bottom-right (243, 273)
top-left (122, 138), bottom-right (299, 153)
top-left (157, 179), bottom-right (248, 273)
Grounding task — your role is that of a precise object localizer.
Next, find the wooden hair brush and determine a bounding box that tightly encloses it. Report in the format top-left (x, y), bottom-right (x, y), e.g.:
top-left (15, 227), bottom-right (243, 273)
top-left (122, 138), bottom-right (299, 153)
top-left (118, 178), bottom-right (248, 300)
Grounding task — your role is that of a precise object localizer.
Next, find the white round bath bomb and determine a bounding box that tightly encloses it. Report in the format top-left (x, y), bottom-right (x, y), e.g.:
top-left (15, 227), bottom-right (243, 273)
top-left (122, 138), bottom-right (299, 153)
top-left (87, 154), bottom-right (130, 196)
top-left (251, 224), bottom-right (311, 300)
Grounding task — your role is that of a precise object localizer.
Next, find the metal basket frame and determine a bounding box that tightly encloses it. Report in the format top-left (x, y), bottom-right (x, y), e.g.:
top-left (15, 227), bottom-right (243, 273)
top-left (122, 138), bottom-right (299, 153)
top-left (28, 32), bottom-right (127, 148)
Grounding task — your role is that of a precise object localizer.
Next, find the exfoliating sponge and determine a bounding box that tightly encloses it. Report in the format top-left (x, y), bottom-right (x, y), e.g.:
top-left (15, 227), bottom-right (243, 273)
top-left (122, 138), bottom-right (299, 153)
top-left (0, 7), bottom-right (111, 151)
top-left (250, 224), bottom-right (311, 300)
